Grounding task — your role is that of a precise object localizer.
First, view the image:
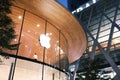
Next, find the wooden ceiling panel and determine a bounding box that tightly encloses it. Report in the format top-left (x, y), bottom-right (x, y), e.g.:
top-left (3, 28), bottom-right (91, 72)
top-left (13, 0), bottom-right (87, 63)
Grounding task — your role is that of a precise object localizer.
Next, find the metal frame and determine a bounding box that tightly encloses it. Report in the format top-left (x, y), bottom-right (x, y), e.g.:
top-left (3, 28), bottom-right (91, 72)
top-left (6, 6), bottom-right (68, 80)
top-left (71, 0), bottom-right (120, 79)
top-left (11, 10), bottom-right (26, 80)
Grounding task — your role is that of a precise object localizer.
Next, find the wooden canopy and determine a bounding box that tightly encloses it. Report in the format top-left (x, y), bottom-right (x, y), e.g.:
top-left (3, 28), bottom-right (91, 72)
top-left (13, 0), bottom-right (87, 63)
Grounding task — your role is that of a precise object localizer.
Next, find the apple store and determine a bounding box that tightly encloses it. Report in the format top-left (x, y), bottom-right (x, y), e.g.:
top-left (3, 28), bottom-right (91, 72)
top-left (0, 0), bottom-right (87, 80)
top-left (0, 6), bottom-right (68, 80)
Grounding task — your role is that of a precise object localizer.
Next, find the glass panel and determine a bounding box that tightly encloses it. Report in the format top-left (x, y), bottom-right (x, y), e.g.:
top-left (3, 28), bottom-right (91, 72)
top-left (99, 29), bottom-right (110, 38)
top-left (113, 31), bottom-right (120, 38)
top-left (112, 37), bottom-right (120, 46)
top-left (2, 6), bottom-right (24, 55)
top-left (60, 72), bottom-right (67, 80)
top-left (45, 23), bottom-right (59, 66)
top-left (100, 24), bottom-right (111, 31)
top-left (18, 12), bottom-right (45, 61)
top-left (0, 56), bottom-right (15, 80)
top-left (54, 69), bottom-right (59, 80)
top-left (100, 41), bottom-right (108, 48)
top-left (0, 57), bottom-right (67, 80)
top-left (43, 64), bottom-right (67, 80)
top-left (44, 66), bottom-right (53, 80)
top-left (98, 35), bottom-right (109, 43)
top-left (116, 14), bottom-right (120, 20)
top-left (0, 6), bottom-right (68, 80)
top-left (13, 59), bottom-right (42, 80)
top-left (60, 34), bottom-right (68, 69)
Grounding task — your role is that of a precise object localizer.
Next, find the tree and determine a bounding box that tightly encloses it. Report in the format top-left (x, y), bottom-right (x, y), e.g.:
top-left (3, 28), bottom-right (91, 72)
top-left (0, 0), bottom-right (18, 59)
top-left (77, 57), bottom-right (113, 80)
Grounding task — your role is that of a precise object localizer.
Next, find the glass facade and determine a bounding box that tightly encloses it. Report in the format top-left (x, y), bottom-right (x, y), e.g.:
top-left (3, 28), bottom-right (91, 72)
top-left (76, 0), bottom-right (120, 53)
top-left (0, 6), bottom-right (68, 80)
top-left (69, 1), bottom-right (120, 79)
top-left (71, 0), bottom-right (120, 74)
top-left (0, 56), bottom-right (67, 80)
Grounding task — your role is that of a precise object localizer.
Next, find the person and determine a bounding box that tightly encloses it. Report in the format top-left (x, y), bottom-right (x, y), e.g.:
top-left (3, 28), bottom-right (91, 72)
top-left (33, 53), bottom-right (38, 60)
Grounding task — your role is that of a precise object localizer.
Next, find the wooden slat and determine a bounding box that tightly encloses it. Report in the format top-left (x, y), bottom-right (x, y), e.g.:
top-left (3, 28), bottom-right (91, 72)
top-left (13, 0), bottom-right (87, 63)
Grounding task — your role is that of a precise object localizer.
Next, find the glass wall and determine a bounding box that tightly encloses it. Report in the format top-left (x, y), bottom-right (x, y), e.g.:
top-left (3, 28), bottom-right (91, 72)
top-left (18, 11), bottom-right (45, 62)
top-left (0, 6), bottom-right (68, 80)
top-left (0, 56), bottom-right (15, 80)
top-left (8, 6), bottom-right (68, 69)
top-left (0, 56), bottom-right (67, 80)
top-left (78, 0), bottom-right (120, 53)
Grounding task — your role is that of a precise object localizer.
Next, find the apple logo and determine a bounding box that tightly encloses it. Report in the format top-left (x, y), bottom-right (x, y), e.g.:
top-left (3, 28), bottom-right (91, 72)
top-left (39, 34), bottom-right (51, 49)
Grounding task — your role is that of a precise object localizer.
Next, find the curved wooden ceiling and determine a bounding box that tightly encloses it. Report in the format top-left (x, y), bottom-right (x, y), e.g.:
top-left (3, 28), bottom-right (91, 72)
top-left (13, 0), bottom-right (87, 63)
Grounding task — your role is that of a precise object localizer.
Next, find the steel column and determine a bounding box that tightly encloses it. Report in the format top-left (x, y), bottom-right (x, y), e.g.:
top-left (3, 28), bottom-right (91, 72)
top-left (106, 6), bottom-right (118, 53)
top-left (91, 13), bottom-right (103, 60)
top-left (81, 21), bottom-right (120, 78)
top-left (103, 13), bottom-right (120, 31)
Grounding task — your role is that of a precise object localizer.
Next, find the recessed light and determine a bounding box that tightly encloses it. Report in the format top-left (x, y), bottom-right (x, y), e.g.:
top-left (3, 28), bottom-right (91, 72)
top-left (27, 30), bottom-right (30, 33)
top-left (14, 39), bottom-right (17, 41)
top-left (18, 16), bottom-right (22, 19)
top-left (36, 24), bottom-right (40, 27)
top-left (25, 45), bottom-right (28, 47)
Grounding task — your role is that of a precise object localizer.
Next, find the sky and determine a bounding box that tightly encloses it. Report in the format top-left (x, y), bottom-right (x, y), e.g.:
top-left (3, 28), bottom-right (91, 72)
top-left (57, 0), bottom-right (68, 8)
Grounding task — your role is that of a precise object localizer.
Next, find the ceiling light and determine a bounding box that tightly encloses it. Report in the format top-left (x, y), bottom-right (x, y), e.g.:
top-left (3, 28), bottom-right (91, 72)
top-left (37, 24), bottom-right (40, 27)
top-left (14, 39), bottom-right (17, 42)
top-left (18, 16), bottom-right (22, 19)
top-left (25, 45), bottom-right (28, 48)
top-left (27, 30), bottom-right (30, 33)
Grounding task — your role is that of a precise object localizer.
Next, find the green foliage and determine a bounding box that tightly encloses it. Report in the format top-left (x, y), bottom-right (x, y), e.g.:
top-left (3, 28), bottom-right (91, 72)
top-left (0, 0), bottom-right (12, 15)
top-left (0, 0), bottom-right (18, 59)
top-left (0, 0), bottom-right (17, 50)
top-left (77, 58), bottom-right (113, 80)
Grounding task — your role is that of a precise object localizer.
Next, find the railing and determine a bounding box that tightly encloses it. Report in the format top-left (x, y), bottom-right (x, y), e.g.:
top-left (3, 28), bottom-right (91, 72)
top-left (0, 52), bottom-right (67, 80)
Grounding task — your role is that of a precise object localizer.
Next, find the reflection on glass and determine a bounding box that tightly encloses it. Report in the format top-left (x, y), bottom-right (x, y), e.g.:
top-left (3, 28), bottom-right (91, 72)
top-left (0, 5), bottom-right (68, 80)
top-left (0, 56), bottom-right (15, 80)
top-left (18, 11), bottom-right (45, 62)
top-left (6, 6), bottom-right (69, 69)
top-left (45, 23), bottom-right (59, 66)
top-left (2, 7), bottom-right (24, 55)
top-left (60, 33), bottom-right (68, 69)
top-left (14, 59), bottom-right (42, 80)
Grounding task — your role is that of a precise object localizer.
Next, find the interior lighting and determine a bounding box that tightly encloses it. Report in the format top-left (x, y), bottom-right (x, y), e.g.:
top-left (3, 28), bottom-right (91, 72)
top-left (93, 0), bottom-right (96, 3)
top-left (14, 39), bottom-right (17, 42)
top-left (27, 30), bottom-right (30, 33)
top-left (25, 45), bottom-right (28, 48)
top-left (18, 15), bottom-right (22, 19)
top-left (86, 3), bottom-right (90, 7)
top-left (36, 24), bottom-right (40, 27)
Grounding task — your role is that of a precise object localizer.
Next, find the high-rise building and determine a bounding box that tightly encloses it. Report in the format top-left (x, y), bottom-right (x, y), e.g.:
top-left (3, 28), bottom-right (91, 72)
top-left (69, 0), bottom-right (120, 79)
top-left (67, 0), bottom-right (89, 11)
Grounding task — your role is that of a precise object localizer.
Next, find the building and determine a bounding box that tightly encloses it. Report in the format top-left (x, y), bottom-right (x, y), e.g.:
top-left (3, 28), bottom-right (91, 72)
top-left (0, 0), bottom-right (87, 80)
top-left (67, 0), bottom-right (89, 12)
top-left (1, 0), bottom-right (120, 80)
top-left (69, 0), bottom-right (120, 79)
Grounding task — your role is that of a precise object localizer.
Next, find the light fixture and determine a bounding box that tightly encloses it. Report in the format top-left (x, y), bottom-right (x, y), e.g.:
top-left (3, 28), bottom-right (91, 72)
top-left (93, 0), bottom-right (96, 3)
top-left (25, 45), bottom-right (28, 48)
top-left (86, 3), bottom-right (90, 7)
top-left (18, 15), bottom-right (22, 19)
top-left (27, 30), bottom-right (30, 33)
top-left (14, 39), bottom-right (17, 42)
top-left (36, 24), bottom-right (40, 27)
